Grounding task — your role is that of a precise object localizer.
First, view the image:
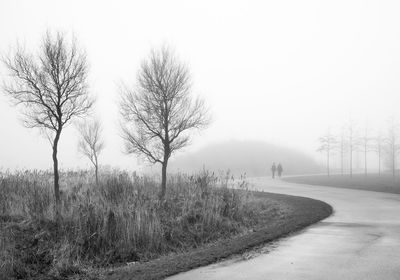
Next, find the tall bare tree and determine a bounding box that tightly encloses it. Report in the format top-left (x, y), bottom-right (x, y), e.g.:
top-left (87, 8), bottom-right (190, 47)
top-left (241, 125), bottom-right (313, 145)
top-left (384, 118), bottom-right (400, 178)
top-left (120, 47), bottom-right (210, 199)
top-left (373, 131), bottom-right (384, 176)
top-left (317, 131), bottom-right (337, 176)
top-left (347, 119), bottom-right (359, 177)
top-left (359, 124), bottom-right (372, 176)
top-left (78, 119), bottom-right (104, 185)
top-left (338, 127), bottom-right (347, 176)
top-left (2, 31), bottom-right (93, 220)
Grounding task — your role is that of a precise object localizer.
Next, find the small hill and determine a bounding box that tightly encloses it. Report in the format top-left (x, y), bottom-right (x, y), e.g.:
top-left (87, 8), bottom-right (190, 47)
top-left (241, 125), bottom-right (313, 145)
top-left (169, 140), bottom-right (321, 176)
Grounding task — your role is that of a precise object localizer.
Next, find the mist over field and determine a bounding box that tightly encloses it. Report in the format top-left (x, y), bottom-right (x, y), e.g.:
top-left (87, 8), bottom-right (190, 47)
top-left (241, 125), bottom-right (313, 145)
top-left (1, 0), bottom-right (400, 172)
top-left (170, 140), bottom-right (321, 176)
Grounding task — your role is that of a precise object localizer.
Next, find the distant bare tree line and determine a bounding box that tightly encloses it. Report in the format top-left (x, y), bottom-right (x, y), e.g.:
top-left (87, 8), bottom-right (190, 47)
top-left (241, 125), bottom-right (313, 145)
top-left (317, 118), bottom-right (400, 178)
top-left (2, 31), bottom-right (210, 220)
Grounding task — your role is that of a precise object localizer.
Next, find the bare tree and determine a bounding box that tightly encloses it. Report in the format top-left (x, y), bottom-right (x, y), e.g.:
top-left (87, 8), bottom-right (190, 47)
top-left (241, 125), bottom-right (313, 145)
top-left (373, 131), bottom-right (384, 176)
top-left (2, 31), bottom-right (93, 220)
top-left (120, 47), bottom-right (210, 199)
top-left (359, 124), bottom-right (372, 176)
top-left (78, 119), bottom-right (104, 185)
top-left (347, 119), bottom-right (359, 177)
top-left (337, 127), bottom-right (347, 176)
top-left (384, 118), bottom-right (400, 178)
top-left (317, 131), bottom-right (337, 176)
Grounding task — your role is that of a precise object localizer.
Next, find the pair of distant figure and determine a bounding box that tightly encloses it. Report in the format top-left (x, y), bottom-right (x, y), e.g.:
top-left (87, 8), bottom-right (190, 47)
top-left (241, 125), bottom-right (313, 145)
top-left (271, 162), bottom-right (283, 179)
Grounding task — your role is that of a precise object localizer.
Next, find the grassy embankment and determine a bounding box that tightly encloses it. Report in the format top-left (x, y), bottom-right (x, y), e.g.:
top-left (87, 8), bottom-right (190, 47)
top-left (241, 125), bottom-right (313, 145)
top-left (108, 192), bottom-right (332, 280)
top-left (0, 170), bottom-right (332, 280)
top-left (284, 173), bottom-right (400, 194)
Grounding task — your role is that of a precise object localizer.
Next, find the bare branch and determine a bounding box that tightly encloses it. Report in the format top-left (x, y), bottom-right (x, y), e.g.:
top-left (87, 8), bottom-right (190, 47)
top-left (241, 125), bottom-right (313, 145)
top-left (3, 31), bottom-right (94, 135)
top-left (77, 118), bottom-right (104, 184)
top-left (2, 30), bottom-right (94, 216)
top-left (119, 46), bottom-right (211, 198)
top-left (120, 46), bottom-right (210, 165)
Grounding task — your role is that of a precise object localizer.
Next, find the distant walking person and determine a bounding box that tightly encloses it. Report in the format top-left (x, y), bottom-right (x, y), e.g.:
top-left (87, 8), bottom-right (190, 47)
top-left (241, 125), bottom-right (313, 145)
top-left (277, 163), bottom-right (283, 178)
top-left (271, 162), bottom-right (276, 179)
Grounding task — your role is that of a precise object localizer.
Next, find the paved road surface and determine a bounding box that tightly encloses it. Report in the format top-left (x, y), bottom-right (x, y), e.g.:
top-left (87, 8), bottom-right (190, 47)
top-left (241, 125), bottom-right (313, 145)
top-left (168, 177), bottom-right (400, 280)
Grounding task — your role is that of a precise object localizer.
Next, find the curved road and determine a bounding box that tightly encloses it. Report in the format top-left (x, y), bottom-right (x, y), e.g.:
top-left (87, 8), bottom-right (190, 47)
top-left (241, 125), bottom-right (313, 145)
top-left (168, 177), bottom-right (400, 280)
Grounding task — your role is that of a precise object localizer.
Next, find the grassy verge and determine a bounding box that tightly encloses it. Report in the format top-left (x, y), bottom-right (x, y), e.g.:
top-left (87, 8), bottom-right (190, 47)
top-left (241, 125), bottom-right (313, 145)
top-left (283, 174), bottom-right (400, 194)
top-left (0, 171), bottom-right (332, 280)
top-left (106, 192), bottom-right (332, 280)
top-left (0, 170), bottom-right (272, 279)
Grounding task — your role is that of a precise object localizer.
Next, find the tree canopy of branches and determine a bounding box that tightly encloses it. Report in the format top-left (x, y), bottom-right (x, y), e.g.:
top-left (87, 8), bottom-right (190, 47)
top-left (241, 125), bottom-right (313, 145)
top-left (120, 47), bottom-right (210, 199)
top-left (3, 31), bottom-right (93, 220)
top-left (78, 119), bottom-right (104, 185)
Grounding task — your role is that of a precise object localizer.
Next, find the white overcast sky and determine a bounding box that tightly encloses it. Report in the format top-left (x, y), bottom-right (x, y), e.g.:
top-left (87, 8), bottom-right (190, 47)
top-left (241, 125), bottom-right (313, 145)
top-left (0, 0), bottom-right (399, 170)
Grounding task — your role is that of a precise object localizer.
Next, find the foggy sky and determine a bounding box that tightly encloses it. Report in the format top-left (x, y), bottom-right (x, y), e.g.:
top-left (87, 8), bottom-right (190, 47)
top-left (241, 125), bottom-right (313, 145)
top-left (0, 0), bottom-right (399, 171)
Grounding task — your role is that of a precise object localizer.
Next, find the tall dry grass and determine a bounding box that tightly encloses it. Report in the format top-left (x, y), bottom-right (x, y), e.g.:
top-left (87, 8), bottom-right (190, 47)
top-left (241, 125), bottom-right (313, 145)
top-left (0, 169), bottom-right (256, 278)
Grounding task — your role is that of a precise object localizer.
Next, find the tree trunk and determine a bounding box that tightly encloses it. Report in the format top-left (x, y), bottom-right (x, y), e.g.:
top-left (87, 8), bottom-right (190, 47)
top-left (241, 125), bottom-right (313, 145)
top-left (393, 146), bottom-right (396, 178)
top-left (340, 149), bottom-right (343, 176)
top-left (160, 125), bottom-right (170, 200)
top-left (94, 155), bottom-right (99, 186)
top-left (340, 135), bottom-right (344, 176)
top-left (364, 148), bottom-right (367, 177)
top-left (378, 149), bottom-right (381, 176)
top-left (52, 130), bottom-right (62, 223)
top-left (160, 161), bottom-right (167, 200)
top-left (95, 165), bottom-right (99, 186)
top-left (327, 150), bottom-right (330, 177)
top-left (349, 147), bottom-right (353, 178)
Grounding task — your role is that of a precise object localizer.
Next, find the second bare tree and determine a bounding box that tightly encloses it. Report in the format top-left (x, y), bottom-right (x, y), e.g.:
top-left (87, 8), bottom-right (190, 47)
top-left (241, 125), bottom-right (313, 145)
top-left (120, 47), bottom-right (210, 199)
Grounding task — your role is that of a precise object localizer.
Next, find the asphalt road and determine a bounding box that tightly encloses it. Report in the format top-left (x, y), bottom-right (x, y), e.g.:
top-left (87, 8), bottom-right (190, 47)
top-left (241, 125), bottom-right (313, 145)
top-left (168, 177), bottom-right (400, 280)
